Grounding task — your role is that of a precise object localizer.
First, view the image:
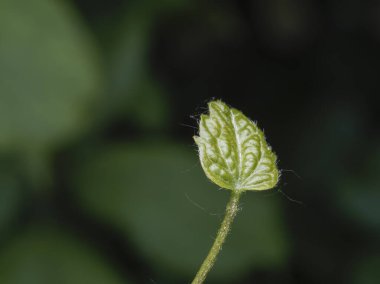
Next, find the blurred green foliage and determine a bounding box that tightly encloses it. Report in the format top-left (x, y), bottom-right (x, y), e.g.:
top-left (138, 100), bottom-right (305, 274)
top-left (0, 0), bottom-right (379, 283)
top-left (336, 148), bottom-right (380, 233)
top-left (351, 255), bottom-right (380, 284)
top-left (0, 170), bottom-right (22, 237)
top-left (0, 0), bottom-right (101, 150)
top-left (0, 0), bottom-right (101, 185)
top-left (0, 227), bottom-right (128, 284)
top-left (70, 142), bottom-right (288, 282)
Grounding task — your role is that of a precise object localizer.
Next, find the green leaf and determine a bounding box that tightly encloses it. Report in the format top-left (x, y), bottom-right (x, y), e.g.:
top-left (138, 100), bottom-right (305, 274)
top-left (194, 100), bottom-right (279, 191)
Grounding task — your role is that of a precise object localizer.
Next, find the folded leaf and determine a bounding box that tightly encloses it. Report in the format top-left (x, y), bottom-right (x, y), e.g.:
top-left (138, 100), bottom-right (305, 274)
top-left (194, 100), bottom-right (279, 191)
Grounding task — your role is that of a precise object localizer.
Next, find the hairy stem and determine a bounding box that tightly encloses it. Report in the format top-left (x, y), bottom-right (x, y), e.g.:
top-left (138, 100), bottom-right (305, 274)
top-left (192, 191), bottom-right (241, 284)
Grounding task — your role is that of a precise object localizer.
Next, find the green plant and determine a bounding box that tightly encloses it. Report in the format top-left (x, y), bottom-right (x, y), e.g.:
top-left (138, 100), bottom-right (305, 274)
top-left (192, 100), bottom-right (279, 283)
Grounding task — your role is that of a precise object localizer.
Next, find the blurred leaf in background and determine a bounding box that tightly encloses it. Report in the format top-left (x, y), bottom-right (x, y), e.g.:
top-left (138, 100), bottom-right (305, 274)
top-left (0, 167), bottom-right (23, 238)
top-left (0, 226), bottom-right (129, 284)
top-left (70, 142), bottom-right (289, 283)
top-left (0, 0), bottom-right (102, 185)
top-left (351, 254), bottom-right (380, 284)
top-left (100, 0), bottom-right (191, 130)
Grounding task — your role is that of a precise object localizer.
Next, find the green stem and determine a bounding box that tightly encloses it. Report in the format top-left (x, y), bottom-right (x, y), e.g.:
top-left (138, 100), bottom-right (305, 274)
top-left (192, 191), bottom-right (241, 284)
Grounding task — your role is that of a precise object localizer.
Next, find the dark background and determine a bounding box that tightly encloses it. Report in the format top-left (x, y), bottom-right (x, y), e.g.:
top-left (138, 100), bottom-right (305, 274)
top-left (0, 0), bottom-right (379, 283)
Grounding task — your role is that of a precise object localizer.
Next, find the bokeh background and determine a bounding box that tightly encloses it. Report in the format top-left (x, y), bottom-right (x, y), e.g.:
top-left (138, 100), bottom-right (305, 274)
top-left (0, 0), bottom-right (379, 283)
